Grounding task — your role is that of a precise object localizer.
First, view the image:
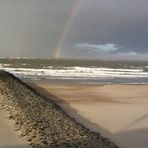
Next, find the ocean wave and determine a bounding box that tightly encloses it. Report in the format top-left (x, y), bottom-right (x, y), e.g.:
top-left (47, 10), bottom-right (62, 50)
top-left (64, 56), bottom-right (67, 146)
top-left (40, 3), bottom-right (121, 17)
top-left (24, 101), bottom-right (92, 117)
top-left (0, 66), bottom-right (148, 80)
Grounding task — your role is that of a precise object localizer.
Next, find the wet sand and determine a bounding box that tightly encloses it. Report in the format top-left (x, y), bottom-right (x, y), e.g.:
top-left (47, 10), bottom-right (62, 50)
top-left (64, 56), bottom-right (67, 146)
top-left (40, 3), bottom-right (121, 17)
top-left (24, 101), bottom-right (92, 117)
top-left (28, 82), bottom-right (148, 148)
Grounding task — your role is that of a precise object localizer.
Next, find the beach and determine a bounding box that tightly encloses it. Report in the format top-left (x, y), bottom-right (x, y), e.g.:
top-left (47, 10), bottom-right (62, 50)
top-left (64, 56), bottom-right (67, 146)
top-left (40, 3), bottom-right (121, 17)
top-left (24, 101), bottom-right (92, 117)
top-left (0, 71), bottom-right (117, 148)
top-left (28, 82), bottom-right (148, 148)
top-left (1, 58), bottom-right (148, 147)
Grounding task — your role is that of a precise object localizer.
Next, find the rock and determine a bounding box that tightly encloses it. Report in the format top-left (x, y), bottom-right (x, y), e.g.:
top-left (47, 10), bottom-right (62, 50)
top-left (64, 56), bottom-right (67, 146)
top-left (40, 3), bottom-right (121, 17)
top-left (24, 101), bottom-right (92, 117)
top-left (0, 71), bottom-right (118, 148)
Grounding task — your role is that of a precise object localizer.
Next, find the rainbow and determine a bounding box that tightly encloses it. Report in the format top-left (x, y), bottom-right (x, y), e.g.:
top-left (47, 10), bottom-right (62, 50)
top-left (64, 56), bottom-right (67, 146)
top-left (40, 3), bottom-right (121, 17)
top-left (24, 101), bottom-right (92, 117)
top-left (52, 0), bottom-right (82, 59)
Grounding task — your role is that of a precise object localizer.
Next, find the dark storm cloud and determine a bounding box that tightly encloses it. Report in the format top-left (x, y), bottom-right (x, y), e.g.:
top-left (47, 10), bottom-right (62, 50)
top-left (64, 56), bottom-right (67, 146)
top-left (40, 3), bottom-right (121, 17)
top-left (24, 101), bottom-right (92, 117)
top-left (0, 0), bottom-right (148, 60)
top-left (65, 0), bottom-right (148, 55)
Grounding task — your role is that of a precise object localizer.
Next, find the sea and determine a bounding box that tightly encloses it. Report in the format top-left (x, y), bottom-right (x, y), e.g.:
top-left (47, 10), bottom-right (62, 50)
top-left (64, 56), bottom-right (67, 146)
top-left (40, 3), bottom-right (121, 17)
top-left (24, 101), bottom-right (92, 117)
top-left (1, 58), bottom-right (148, 85)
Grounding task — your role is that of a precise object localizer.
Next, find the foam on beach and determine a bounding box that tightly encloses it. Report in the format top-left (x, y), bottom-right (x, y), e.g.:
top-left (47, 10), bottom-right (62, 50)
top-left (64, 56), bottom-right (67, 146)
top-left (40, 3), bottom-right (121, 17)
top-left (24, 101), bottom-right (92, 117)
top-left (0, 70), bottom-right (118, 148)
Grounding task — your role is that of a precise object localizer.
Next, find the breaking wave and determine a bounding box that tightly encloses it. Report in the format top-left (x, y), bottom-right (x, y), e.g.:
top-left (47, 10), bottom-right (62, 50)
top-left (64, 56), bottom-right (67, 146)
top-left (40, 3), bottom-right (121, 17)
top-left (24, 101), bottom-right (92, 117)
top-left (1, 65), bottom-right (148, 81)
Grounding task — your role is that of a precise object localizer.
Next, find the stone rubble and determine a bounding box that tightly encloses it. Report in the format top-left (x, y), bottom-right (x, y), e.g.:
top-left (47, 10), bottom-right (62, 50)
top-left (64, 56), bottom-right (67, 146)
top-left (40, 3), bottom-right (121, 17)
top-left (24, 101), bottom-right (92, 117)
top-left (0, 71), bottom-right (118, 148)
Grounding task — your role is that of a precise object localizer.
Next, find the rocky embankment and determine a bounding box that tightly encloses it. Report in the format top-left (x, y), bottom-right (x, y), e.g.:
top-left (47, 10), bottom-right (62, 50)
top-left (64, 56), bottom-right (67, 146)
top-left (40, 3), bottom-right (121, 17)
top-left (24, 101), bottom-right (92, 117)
top-left (0, 70), bottom-right (118, 148)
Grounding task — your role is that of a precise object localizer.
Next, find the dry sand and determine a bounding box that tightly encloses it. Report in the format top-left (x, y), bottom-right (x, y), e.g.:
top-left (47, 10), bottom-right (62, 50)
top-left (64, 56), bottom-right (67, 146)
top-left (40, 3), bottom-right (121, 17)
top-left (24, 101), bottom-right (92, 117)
top-left (28, 82), bottom-right (148, 148)
top-left (0, 110), bottom-right (31, 148)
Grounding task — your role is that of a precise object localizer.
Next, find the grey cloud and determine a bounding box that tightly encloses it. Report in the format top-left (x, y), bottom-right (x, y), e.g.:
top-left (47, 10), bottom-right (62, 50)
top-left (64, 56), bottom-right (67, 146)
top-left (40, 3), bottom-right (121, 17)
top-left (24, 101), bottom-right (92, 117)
top-left (76, 43), bottom-right (121, 52)
top-left (65, 0), bottom-right (148, 54)
top-left (0, 0), bottom-right (75, 57)
top-left (0, 0), bottom-right (148, 60)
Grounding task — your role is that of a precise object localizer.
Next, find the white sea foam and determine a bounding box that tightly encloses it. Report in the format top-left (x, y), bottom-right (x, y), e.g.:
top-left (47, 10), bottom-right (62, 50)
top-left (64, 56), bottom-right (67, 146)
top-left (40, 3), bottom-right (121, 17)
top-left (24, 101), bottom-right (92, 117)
top-left (0, 64), bottom-right (148, 81)
top-left (0, 64), bottom-right (11, 67)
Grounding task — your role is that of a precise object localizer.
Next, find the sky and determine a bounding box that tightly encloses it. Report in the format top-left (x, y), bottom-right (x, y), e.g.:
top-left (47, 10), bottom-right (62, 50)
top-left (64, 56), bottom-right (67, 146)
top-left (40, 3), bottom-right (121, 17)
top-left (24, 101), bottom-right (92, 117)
top-left (0, 0), bottom-right (148, 60)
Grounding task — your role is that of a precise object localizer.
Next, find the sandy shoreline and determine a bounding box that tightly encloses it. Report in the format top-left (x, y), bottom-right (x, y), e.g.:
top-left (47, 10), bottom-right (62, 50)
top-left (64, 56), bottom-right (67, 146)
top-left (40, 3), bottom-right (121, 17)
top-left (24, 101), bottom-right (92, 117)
top-left (0, 71), bottom-right (117, 147)
top-left (28, 82), bottom-right (148, 148)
